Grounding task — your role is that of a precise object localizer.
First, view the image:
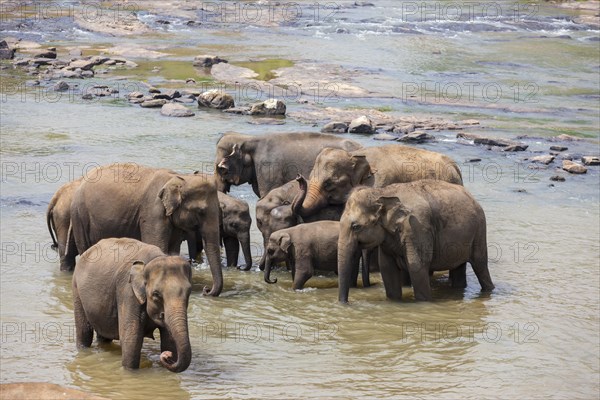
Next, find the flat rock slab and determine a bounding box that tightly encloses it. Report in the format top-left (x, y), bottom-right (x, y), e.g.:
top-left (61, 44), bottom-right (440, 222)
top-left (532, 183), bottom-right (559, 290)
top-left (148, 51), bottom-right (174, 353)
top-left (140, 99), bottom-right (167, 108)
top-left (530, 155), bottom-right (555, 165)
top-left (160, 103), bottom-right (195, 117)
top-left (562, 160), bottom-right (587, 174)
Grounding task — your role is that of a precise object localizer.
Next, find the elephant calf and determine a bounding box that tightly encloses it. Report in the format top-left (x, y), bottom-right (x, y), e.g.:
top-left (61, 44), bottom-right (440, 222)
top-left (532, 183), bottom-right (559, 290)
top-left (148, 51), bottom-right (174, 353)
top-left (188, 192), bottom-right (253, 270)
top-left (338, 180), bottom-right (495, 303)
top-left (264, 221), bottom-right (360, 290)
top-left (73, 238), bottom-right (193, 372)
top-left (46, 178), bottom-right (81, 271)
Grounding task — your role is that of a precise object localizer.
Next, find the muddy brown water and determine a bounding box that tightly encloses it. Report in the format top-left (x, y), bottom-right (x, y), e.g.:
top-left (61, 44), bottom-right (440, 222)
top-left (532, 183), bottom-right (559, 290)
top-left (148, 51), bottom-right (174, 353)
top-left (1, 1), bottom-right (599, 399)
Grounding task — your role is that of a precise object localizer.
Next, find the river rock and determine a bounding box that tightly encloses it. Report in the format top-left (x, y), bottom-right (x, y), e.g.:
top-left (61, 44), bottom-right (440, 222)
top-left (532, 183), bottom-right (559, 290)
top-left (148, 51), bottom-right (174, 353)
top-left (127, 91), bottom-right (144, 99)
top-left (553, 134), bottom-right (582, 141)
top-left (164, 89), bottom-right (181, 99)
top-left (582, 156), bottom-right (600, 166)
top-left (53, 80), bottom-right (70, 92)
top-left (66, 58), bottom-right (98, 71)
top-left (550, 175), bottom-right (566, 182)
top-left (152, 93), bottom-right (172, 100)
top-left (321, 121), bottom-right (348, 133)
top-left (31, 58), bottom-right (54, 66)
top-left (530, 155), bottom-right (555, 165)
top-left (457, 132), bottom-right (521, 148)
top-left (503, 144), bottom-right (529, 152)
top-left (562, 160), bottom-right (587, 174)
top-left (33, 49), bottom-right (57, 59)
top-left (193, 55), bottom-right (227, 68)
top-left (550, 145), bottom-right (568, 152)
top-left (397, 131), bottom-right (435, 143)
top-left (348, 116), bottom-right (374, 134)
top-left (181, 89), bottom-right (201, 97)
top-left (140, 99), bottom-right (167, 108)
top-left (249, 99), bottom-right (286, 116)
top-left (393, 124), bottom-right (415, 134)
top-left (373, 133), bottom-right (397, 141)
top-left (198, 90), bottom-right (235, 109)
top-left (0, 40), bottom-right (15, 59)
top-left (175, 96), bottom-right (198, 104)
top-left (223, 106), bottom-right (252, 114)
top-left (160, 103), bottom-right (195, 117)
top-left (148, 87), bottom-right (161, 94)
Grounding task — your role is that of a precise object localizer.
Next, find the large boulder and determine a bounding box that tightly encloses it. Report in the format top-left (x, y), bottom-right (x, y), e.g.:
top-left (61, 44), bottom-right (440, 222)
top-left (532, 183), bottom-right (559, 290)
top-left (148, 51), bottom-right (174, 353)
top-left (348, 115), bottom-right (374, 134)
top-left (193, 55), bottom-right (227, 68)
top-left (249, 98), bottom-right (286, 116)
top-left (198, 90), bottom-right (235, 109)
top-left (160, 103), bottom-right (195, 117)
top-left (321, 121), bottom-right (348, 133)
top-left (0, 40), bottom-right (15, 60)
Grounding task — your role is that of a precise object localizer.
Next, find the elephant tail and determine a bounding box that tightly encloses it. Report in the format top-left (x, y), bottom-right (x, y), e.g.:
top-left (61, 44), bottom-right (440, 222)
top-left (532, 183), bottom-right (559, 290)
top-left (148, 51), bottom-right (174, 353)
top-left (46, 206), bottom-right (58, 251)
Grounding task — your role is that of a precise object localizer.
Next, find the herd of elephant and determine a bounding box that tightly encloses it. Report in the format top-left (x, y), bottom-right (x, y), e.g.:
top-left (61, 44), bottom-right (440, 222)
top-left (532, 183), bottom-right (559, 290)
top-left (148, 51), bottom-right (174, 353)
top-left (46, 131), bottom-right (495, 373)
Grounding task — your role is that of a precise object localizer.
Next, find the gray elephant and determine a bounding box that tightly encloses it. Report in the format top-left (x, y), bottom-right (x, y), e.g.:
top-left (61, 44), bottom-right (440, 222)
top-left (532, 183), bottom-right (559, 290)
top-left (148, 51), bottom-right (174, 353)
top-left (72, 238), bottom-right (193, 372)
top-left (256, 175), bottom-right (343, 270)
top-left (188, 192), bottom-right (253, 270)
top-left (264, 221), bottom-right (359, 290)
top-left (294, 144), bottom-right (463, 217)
top-left (337, 180), bottom-right (495, 303)
top-left (70, 163), bottom-right (222, 296)
top-left (214, 132), bottom-right (362, 197)
top-left (46, 178), bottom-right (81, 271)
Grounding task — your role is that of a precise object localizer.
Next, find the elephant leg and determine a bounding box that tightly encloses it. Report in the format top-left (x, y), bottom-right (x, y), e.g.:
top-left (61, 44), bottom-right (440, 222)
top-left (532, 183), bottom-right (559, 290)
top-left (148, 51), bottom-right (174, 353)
top-left (450, 263), bottom-right (467, 288)
top-left (361, 249), bottom-right (371, 288)
top-left (96, 334), bottom-right (112, 344)
top-left (471, 259), bottom-right (494, 292)
top-left (402, 269), bottom-right (412, 287)
top-left (118, 305), bottom-right (144, 369)
top-left (378, 248), bottom-right (403, 301)
top-left (223, 236), bottom-right (239, 267)
top-left (73, 289), bottom-right (93, 348)
top-left (292, 260), bottom-right (312, 290)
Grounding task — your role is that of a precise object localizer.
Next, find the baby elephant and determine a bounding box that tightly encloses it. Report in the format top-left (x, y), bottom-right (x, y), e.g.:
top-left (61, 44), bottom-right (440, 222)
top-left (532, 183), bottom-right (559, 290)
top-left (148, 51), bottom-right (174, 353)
top-left (73, 238), bottom-right (193, 372)
top-left (264, 221), bottom-right (358, 290)
top-left (188, 192), bottom-right (253, 270)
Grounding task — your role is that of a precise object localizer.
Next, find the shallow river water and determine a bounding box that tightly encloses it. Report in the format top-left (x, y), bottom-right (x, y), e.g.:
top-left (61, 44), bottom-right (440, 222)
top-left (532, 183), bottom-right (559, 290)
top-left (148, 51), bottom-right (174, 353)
top-left (1, 1), bottom-right (599, 399)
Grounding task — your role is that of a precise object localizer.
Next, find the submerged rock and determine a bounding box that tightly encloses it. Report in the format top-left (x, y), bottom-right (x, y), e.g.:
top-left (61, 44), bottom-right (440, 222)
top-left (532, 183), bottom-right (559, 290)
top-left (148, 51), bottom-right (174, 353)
top-left (550, 175), bottom-right (566, 182)
top-left (348, 115), bottom-right (374, 134)
top-left (198, 90), bottom-right (235, 109)
top-left (373, 133), bottom-right (397, 141)
top-left (160, 103), bottom-right (195, 117)
top-left (562, 160), bottom-right (587, 174)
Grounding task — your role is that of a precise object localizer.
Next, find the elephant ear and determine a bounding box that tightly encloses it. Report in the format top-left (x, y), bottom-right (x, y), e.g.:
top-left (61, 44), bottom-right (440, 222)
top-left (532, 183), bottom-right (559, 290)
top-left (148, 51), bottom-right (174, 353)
top-left (376, 196), bottom-right (411, 233)
top-left (158, 176), bottom-right (185, 216)
top-left (129, 261), bottom-right (147, 305)
top-left (279, 233), bottom-right (292, 253)
top-left (351, 154), bottom-right (376, 185)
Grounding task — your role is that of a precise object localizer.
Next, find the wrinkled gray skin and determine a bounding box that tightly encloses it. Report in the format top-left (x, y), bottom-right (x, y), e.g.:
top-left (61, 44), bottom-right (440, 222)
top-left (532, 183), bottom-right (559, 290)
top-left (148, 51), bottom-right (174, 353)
top-left (71, 163), bottom-right (222, 296)
top-left (46, 178), bottom-right (81, 271)
top-left (295, 144), bottom-right (464, 217)
top-left (214, 132), bottom-right (362, 197)
top-left (264, 221), bottom-right (357, 290)
top-left (73, 238), bottom-right (193, 372)
top-left (255, 176), bottom-right (344, 270)
top-left (188, 192), bottom-right (253, 271)
top-left (338, 180), bottom-right (494, 303)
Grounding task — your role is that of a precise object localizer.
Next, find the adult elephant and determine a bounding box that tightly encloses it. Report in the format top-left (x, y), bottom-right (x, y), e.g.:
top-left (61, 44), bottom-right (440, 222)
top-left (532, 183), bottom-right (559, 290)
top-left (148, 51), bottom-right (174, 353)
top-left (294, 144), bottom-right (463, 217)
top-left (338, 180), bottom-right (495, 303)
top-left (46, 178), bottom-right (82, 271)
top-left (73, 238), bottom-right (193, 372)
top-left (255, 176), bottom-right (343, 270)
top-left (214, 132), bottom-right (362, 197)
top-left (70, 163), bottom-right (222, 296)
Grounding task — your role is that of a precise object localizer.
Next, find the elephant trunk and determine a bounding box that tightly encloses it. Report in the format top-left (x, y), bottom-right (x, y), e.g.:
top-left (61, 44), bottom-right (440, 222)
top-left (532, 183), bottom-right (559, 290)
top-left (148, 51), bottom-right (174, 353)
top-left (338, 228), bottom-right (359, 303)
top-left (238, 231), bottom-right (253, 271)
top-left (200, 217), bottom-right (223, 296)
top-left (295, 179), bottom-right (328, 218)
top-left (291, 174), bottom-right (308, 215)
top-left (264, 255), bottom-right (277, 284)
top-left (161, 308), bottom-right (191, 373)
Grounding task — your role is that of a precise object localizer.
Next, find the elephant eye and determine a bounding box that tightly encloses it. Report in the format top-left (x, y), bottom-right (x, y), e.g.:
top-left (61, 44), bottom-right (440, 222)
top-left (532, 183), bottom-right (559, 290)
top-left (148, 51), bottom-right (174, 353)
top-left (324, 180), bottom-right (333, 191)
top-left (152, 290), bottom-right (162, 300)
top-left (351, 222), bottom-right (362, 232)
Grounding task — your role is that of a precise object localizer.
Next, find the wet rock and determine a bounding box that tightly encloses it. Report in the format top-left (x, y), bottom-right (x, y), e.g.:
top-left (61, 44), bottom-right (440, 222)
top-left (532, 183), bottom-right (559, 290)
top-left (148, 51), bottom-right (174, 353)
top-left (148, 87), bottom-right (161, 94)
top-left (530, 155), bottom-right (555, 165)
top-left (53, 81), bottom-right (70, 92)
top-left (127, 91), bottom-right (144, 99)
top-left (33, 49), bottom-right (57, 59)
top-left (186, 21), bottom-right (202, 26)
top-left (66, 58), bottom-right (98, 71)
top-left (321, 121), bottom-right (348, 133)
top-left (140, 99), bottom-right (167, 108)
top-left (13, 58), bottom-right (30, 66)
top-left (152, 93), bottom-right (172, 100)
top-left (156, 19), bottom-right (170, 25)
top-left (247, 118), bottom-right (286, 125)
top-left (198, 90), bottom-right (235, 109)
top-left (336, 28), bottom-right (350, 34)
top-left (82, 93), bottom-right (93, 100)
top-left (128, 98), bottom-right (145, 104)
top-left (31, 58), bottom-right (54, 66)
top-left (582, 156), bottom-right (600, 166)
top-left (223, 106), bottom-right (251, 114)
top-left (373, 133), bottom-right (397, 141)
top-left (181, 89), bottom-right (201, 97)
top-left (550, 145), bottom-right (568, 152)
top-left (58, 69), bottom-right (82, 79)
top-left (550, 175), bottom-right (566, 182)
top-left (397, 131), bottom-right (435, 143)
top-left (553, 134), bottom-right (582, 141)
top-left (160, 103), bottom-right (195, 117)
top-left (355, 1), bottom-right (375, 6)
top-left (249, 98), bottom-right (286, 116)
top-left (467, 158), bottom-right (482, 162)
top-left (503, 144), bottom-right (529, 152)
top-left (348, 115), bottom-right (374, 134)
top-left (193, 55), bottom-right (227, 68)
top-left (514, 188), bottom-right (527, 193)
top-left (163, 89), bottom-right (181, 99)
top-left (457, 132), bottom-right (522, 148)
top-left (174, 96), bottom-right (197, 104)
top-left (393, 124), bottom-right (415, 134)
top-left (81, 70), bottom-right (94, 78)
top-left (0, 40), bottom-right (15, 59)
top-left (562, 160), bottom-right (587, 174)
